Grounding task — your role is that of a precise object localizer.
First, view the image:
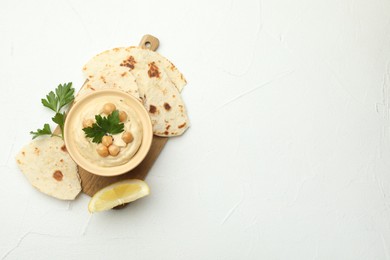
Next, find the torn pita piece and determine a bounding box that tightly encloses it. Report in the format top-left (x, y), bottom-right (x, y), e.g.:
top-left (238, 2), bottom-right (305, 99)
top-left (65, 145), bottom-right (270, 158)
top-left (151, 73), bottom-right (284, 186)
top-left (82, 46), bottom-right (190, 137)
top-left (16, 136), bottom-right (81, 200)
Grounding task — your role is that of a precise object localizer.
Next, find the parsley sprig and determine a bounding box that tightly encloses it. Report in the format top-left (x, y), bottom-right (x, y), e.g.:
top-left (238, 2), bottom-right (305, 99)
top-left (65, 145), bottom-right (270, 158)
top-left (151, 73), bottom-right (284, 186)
top-left (30, 83), bottom-right (75, 139)
top-left (83, 110), bottom-right (124, 143)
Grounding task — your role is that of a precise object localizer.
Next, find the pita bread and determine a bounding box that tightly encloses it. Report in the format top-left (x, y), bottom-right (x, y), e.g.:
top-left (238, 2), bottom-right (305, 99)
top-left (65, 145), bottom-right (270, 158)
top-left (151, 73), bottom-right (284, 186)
top-left (135, 65), bottom-right (189, 136)
top-left (82, 47), bottom-right (186, 93)
top-left (154, 55), bottom-right (187, 92)
top-left (83, 46), bottom-right (190, 137)
top-left (15, 136), bottom-right (81, 200)
top-left (76, 66), bottom-right (139, 102)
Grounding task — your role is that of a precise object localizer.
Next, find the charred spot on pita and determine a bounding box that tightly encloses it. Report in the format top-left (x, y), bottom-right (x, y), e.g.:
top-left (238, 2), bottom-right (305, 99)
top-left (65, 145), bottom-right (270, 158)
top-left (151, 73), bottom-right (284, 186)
top-left (61, 145), bottom-right (67, 152)
top-left (149, 105), bottom-right (157, 114)
top-left (120, 56), bottom-right (136, 69)
top-left (53, 170), bottom-right (63, 181)
top-left (147, 62), bottom-right (160, 78)
top-left (163, 103), bottom-right (171, 111)
top-left (100, 76), bottom-right (107, 83)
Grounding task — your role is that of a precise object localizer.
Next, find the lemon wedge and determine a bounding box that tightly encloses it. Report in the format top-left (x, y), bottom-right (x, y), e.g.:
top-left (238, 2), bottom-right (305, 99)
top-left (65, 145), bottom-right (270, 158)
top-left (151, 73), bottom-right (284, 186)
top-left (88, 179), bottom-right (150, 212)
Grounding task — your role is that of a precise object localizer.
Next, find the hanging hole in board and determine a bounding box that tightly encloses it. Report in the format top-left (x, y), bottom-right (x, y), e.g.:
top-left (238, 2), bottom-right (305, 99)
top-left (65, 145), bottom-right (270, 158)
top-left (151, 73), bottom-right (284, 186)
top-left (145, 42), bottom-right (151, 49)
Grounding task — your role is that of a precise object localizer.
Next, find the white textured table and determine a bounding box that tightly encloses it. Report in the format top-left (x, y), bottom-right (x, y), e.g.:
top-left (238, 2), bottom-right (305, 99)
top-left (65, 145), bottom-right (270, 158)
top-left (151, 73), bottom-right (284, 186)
top-left (1, 0), bottom-right (390, 259)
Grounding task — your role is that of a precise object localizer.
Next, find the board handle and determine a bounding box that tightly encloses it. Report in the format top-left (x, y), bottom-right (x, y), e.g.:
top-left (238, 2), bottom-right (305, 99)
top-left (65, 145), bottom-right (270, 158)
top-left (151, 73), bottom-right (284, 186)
top-left (139, 34), bottom-right (159, 51)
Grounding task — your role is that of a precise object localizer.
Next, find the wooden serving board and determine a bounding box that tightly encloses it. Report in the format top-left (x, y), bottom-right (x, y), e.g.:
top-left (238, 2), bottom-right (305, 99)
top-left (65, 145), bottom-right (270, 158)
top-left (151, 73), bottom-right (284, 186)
top-left (62, 35), bottom-right (168, 197)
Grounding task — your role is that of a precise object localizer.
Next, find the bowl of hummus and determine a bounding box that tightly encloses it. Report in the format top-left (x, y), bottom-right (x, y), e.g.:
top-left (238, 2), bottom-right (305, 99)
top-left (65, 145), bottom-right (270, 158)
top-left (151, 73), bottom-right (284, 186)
top-left (64, 89), bottom-right (153, 176)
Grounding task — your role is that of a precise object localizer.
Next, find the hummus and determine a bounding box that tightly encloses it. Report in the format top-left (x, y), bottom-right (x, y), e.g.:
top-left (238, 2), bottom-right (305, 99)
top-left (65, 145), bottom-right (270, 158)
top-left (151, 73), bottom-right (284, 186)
top-left (73, 96), bottom-right (143, 167)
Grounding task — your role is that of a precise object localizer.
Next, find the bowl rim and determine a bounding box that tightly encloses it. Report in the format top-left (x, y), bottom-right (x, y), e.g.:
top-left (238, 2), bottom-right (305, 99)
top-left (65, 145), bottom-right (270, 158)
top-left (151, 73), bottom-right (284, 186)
top-left (64, 89), bottom-right (153, 177)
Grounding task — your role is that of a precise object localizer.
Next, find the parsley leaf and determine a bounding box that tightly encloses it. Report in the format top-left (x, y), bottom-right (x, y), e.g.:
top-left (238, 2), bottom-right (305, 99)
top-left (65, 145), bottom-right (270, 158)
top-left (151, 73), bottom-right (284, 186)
top-left (41, 91), bottom-right (58, 112)
top-left (52, 112), bottom-right (65, 135)
top-left (56, 83), bottom-right (75, 111)
top-left (30, 124), bottom-right (52, 139)
top-left (31, 82), bottom-right (74, 139)
top-left (41, 83), bottom-right (74, 113)
top-left (82, 125), bottom-right (106, 143)
top-left (98, 110), bottom-right (124, 134)
top-left (82, 110), bottom-right (125, 143)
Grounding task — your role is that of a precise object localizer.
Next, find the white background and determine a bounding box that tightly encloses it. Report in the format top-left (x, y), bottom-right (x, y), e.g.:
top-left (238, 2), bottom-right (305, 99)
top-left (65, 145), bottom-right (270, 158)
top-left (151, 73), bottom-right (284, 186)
top-left (1, 0), bottom-right (390, 259)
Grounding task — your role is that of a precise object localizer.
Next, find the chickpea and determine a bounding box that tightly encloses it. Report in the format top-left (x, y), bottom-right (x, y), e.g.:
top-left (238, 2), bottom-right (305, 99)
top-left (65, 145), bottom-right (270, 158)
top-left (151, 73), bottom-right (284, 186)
top-left (82, 119), bottom-right (94, 128)
top-left (119, 111), bottom-right (127, 122)
top-left (102, 135), bottom-right (113, 147)
top-left (108, 145), bottom-right (120, 156)
top-left (122, 131), bottom-right (134, 143)
top-left (96, 144), bottom-right (109, 157)
top-left (103, 103), bottom-right (116, 115)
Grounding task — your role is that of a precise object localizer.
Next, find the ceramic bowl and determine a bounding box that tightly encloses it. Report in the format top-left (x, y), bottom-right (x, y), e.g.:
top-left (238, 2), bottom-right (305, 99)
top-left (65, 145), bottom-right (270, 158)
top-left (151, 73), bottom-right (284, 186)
top-left (64, 89), bottom-right (153, 176)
